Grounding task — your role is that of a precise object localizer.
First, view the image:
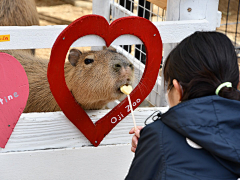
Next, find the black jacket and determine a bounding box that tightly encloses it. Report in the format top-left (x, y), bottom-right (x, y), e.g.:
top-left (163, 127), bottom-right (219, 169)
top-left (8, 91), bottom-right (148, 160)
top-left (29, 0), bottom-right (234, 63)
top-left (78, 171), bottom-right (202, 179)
top-left (125, 95), bottom-right (240, 180)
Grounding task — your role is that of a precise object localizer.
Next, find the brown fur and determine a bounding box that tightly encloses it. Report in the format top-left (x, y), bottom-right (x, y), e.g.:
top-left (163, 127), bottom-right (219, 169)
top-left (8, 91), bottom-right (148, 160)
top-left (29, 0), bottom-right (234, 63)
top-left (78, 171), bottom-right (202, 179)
top-left (1, 49), bottom-right (134, 112)
top-left (0, 0), bottom-right (39, 26)
top-left (0, 0), bottom-right (40, 55)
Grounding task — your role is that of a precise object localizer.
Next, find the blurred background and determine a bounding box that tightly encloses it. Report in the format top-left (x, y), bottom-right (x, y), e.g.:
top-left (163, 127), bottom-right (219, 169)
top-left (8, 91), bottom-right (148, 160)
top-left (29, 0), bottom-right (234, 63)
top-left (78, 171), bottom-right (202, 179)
top-left (35, 0), bottom-right (240, 65)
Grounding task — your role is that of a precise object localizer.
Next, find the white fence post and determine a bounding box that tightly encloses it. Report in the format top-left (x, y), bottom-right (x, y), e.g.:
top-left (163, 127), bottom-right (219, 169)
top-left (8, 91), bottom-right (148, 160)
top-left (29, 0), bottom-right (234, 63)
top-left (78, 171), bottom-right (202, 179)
top-left (92, 0), bottom-right (111, 51)
top-left (92, 0), bottom-right (110, 22)
top-left (159, 0), bottom-right (221, 106)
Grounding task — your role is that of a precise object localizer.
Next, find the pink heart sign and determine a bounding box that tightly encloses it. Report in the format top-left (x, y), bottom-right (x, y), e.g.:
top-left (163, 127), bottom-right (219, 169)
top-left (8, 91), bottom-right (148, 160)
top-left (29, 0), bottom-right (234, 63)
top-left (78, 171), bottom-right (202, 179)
top-left (48, 15), bottom-right (162, 147)
top-left (0, 53), bottom-right (29, 148)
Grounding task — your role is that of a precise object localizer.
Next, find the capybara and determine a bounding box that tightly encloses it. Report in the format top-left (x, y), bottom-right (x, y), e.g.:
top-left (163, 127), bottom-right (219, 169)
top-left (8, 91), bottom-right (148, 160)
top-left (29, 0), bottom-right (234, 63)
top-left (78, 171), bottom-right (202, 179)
top-left (0, 0), bottom-right (39, 26)
top-left (2, 48), bottom-right (134, 112)
top-left (0, 0), bottom-right (40, 55)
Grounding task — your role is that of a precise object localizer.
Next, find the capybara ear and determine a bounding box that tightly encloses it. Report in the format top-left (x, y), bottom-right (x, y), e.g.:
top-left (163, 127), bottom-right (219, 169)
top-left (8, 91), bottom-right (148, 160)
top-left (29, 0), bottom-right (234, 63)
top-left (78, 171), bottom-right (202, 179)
top-left (68, 49), bottom-right (82, 66)
top-left (103, 46), bottom-right (117, 52)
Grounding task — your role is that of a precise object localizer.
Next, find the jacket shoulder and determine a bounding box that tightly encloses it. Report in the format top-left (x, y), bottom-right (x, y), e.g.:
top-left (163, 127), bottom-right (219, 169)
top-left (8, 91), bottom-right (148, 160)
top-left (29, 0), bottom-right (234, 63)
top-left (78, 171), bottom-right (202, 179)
top-left (125, 120), bottom-right (166, 180)
top-left (126, 119), bottom-right (238, 180)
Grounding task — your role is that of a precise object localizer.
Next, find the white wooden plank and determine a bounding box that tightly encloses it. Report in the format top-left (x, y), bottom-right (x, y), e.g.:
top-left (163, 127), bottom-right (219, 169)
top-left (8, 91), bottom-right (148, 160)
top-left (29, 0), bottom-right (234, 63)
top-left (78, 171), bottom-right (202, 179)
top-left (0, 145), bottom-right (134, 180)
top-left (148, 77), bottom-right (163, 106)
top-left (217, 11), bottom-right (222, 28)
top-left (107, 100), bottom-right (121, 109)
top-left (91, 0), bottom-right (110, 51)
top-left (156, 19), bottom-right (209, 44)
top-left (0, 107), bottom-right (168, 153)
top-left (202, 0), bottom-right (220, 30)
top-left (110, 1), bottom-right (136, 19)
top-left (159, 0), bottom-right (182, 106)
top-left (92, 0), bottom-right (111, 22)
top-left (0, 19), bottom-right (209, 50)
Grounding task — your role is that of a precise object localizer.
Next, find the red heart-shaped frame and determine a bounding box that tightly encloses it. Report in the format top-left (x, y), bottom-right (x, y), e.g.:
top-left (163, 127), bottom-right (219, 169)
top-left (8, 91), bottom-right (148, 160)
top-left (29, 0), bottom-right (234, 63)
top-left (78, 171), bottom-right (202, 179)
top-left (48, 15), bottom-right (162, 147)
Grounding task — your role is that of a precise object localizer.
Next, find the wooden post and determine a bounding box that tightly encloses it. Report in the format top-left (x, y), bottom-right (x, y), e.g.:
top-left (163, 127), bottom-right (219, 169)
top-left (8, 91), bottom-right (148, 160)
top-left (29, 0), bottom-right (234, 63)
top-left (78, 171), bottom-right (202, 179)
top-left (92, 0), bottom-right (110, 22)
top-left (92, 0), bottom-right (111, 50)
top-left (159, 0), bottom-right (220, 106)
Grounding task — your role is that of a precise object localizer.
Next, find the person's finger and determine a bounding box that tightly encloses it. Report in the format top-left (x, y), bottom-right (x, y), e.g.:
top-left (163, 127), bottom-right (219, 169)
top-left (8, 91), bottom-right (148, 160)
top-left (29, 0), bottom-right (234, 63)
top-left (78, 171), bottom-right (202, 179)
top-left (132, 135), bottom-right (138, 148)
top-left (129, 126), bottom-right (144, 153)
top-left (129, 126), bottom-right (143, 134)
top-left (131, 146), bottom-right (136, 153)
top-left (134, 129), bottom-right (140, 138)
top-left (129, 127), bottom-right (135, 134)
top-left (131, 147), bottom-right (136, 153)
top-left (134, 126), bottom-right (143, 138)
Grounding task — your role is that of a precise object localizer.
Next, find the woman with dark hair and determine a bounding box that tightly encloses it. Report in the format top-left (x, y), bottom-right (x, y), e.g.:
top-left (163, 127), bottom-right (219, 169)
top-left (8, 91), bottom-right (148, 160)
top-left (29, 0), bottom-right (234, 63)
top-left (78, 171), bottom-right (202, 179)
top-left (125, 31), bottom-right (240, 180)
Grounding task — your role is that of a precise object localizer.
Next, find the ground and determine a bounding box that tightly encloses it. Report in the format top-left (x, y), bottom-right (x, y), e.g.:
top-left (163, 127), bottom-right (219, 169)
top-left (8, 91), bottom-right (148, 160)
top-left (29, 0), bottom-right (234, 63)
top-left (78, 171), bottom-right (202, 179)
top-left (35, 0), bottom-right (92, 59)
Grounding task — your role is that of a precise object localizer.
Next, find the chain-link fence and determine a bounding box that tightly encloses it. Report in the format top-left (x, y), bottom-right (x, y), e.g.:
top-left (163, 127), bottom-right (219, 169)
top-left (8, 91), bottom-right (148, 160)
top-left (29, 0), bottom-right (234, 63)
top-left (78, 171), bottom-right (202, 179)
top-left (217, 0), bottom-right (240, 57)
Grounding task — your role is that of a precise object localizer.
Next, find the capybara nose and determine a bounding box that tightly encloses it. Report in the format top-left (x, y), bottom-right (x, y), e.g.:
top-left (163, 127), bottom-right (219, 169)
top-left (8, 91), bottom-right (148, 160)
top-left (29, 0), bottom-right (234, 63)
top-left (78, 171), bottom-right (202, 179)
top-left (118, 66), bottom-right (133, 81)
top-left (126, 78), bottom-right (132, 85)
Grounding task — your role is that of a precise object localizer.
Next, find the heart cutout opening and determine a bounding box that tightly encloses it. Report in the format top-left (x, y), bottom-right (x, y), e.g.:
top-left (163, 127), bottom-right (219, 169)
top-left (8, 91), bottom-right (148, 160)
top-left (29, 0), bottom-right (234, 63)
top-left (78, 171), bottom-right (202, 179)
top-left (63, 34), bottom-right (146, 114)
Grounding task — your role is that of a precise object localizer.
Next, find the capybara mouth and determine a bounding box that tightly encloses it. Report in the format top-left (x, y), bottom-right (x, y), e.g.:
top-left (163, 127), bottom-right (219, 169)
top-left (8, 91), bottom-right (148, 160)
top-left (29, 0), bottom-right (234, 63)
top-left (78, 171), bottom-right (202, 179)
top-left (118, 83), bottom-right (129, 94)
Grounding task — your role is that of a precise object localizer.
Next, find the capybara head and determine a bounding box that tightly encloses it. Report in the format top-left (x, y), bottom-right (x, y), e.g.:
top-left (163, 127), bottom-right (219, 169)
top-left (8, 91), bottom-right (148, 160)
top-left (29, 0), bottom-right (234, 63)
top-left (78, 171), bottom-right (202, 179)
top-left (65, 48), bottom-right (134, 110)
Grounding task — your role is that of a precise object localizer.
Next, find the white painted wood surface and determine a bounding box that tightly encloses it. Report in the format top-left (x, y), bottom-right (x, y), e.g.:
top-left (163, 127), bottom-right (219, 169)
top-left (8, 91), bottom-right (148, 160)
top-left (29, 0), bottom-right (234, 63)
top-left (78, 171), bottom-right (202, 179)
top-left (0, 20), bottom-right (210, 50)
top-left (0, 108), bottom-right (168, 180)
top-left (0, 107), bottom-right (168, 153)
top-left (92, 0), bottom-right (111, 22)
top-left (0, 145), bottom-right (134, 180)
top-left (91, 0), bottom-right (111, 50)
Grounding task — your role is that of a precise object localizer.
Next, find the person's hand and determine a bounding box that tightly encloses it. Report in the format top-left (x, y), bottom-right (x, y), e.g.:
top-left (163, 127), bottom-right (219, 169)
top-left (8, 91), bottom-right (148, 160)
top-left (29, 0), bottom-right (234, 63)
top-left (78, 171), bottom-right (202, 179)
top-left (129, 126), bottom-right (144, 153)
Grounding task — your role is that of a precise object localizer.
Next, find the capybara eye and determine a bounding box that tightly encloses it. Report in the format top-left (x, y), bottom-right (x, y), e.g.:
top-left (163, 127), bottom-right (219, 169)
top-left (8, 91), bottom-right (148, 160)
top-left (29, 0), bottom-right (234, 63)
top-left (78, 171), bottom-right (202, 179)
top-left (84, 58), bottom-right (94, 65)
top-left (115, 64), bottom-right (121, 68)
top-left (129, 64), bottom-right (133, 68)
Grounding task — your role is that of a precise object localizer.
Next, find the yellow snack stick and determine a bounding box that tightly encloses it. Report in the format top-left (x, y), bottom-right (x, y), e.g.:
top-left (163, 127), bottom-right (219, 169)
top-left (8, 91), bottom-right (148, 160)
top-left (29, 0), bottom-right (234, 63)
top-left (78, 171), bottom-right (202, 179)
top-left (120, 85), bottom-right (137, 129)
top-left (120, 85), bottom-right (133, 95)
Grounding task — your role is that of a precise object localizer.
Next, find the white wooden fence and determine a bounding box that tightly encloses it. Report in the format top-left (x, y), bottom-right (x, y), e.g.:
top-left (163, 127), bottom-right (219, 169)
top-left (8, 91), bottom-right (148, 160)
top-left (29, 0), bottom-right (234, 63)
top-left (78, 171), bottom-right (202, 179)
top-left (0, 0), bottom-right (221, 179)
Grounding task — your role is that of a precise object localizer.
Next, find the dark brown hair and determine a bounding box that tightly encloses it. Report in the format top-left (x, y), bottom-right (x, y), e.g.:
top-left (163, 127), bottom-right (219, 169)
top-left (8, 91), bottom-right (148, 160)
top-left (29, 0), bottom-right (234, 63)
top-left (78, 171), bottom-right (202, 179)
top-left (164, 31), bottom-right (240, 101)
